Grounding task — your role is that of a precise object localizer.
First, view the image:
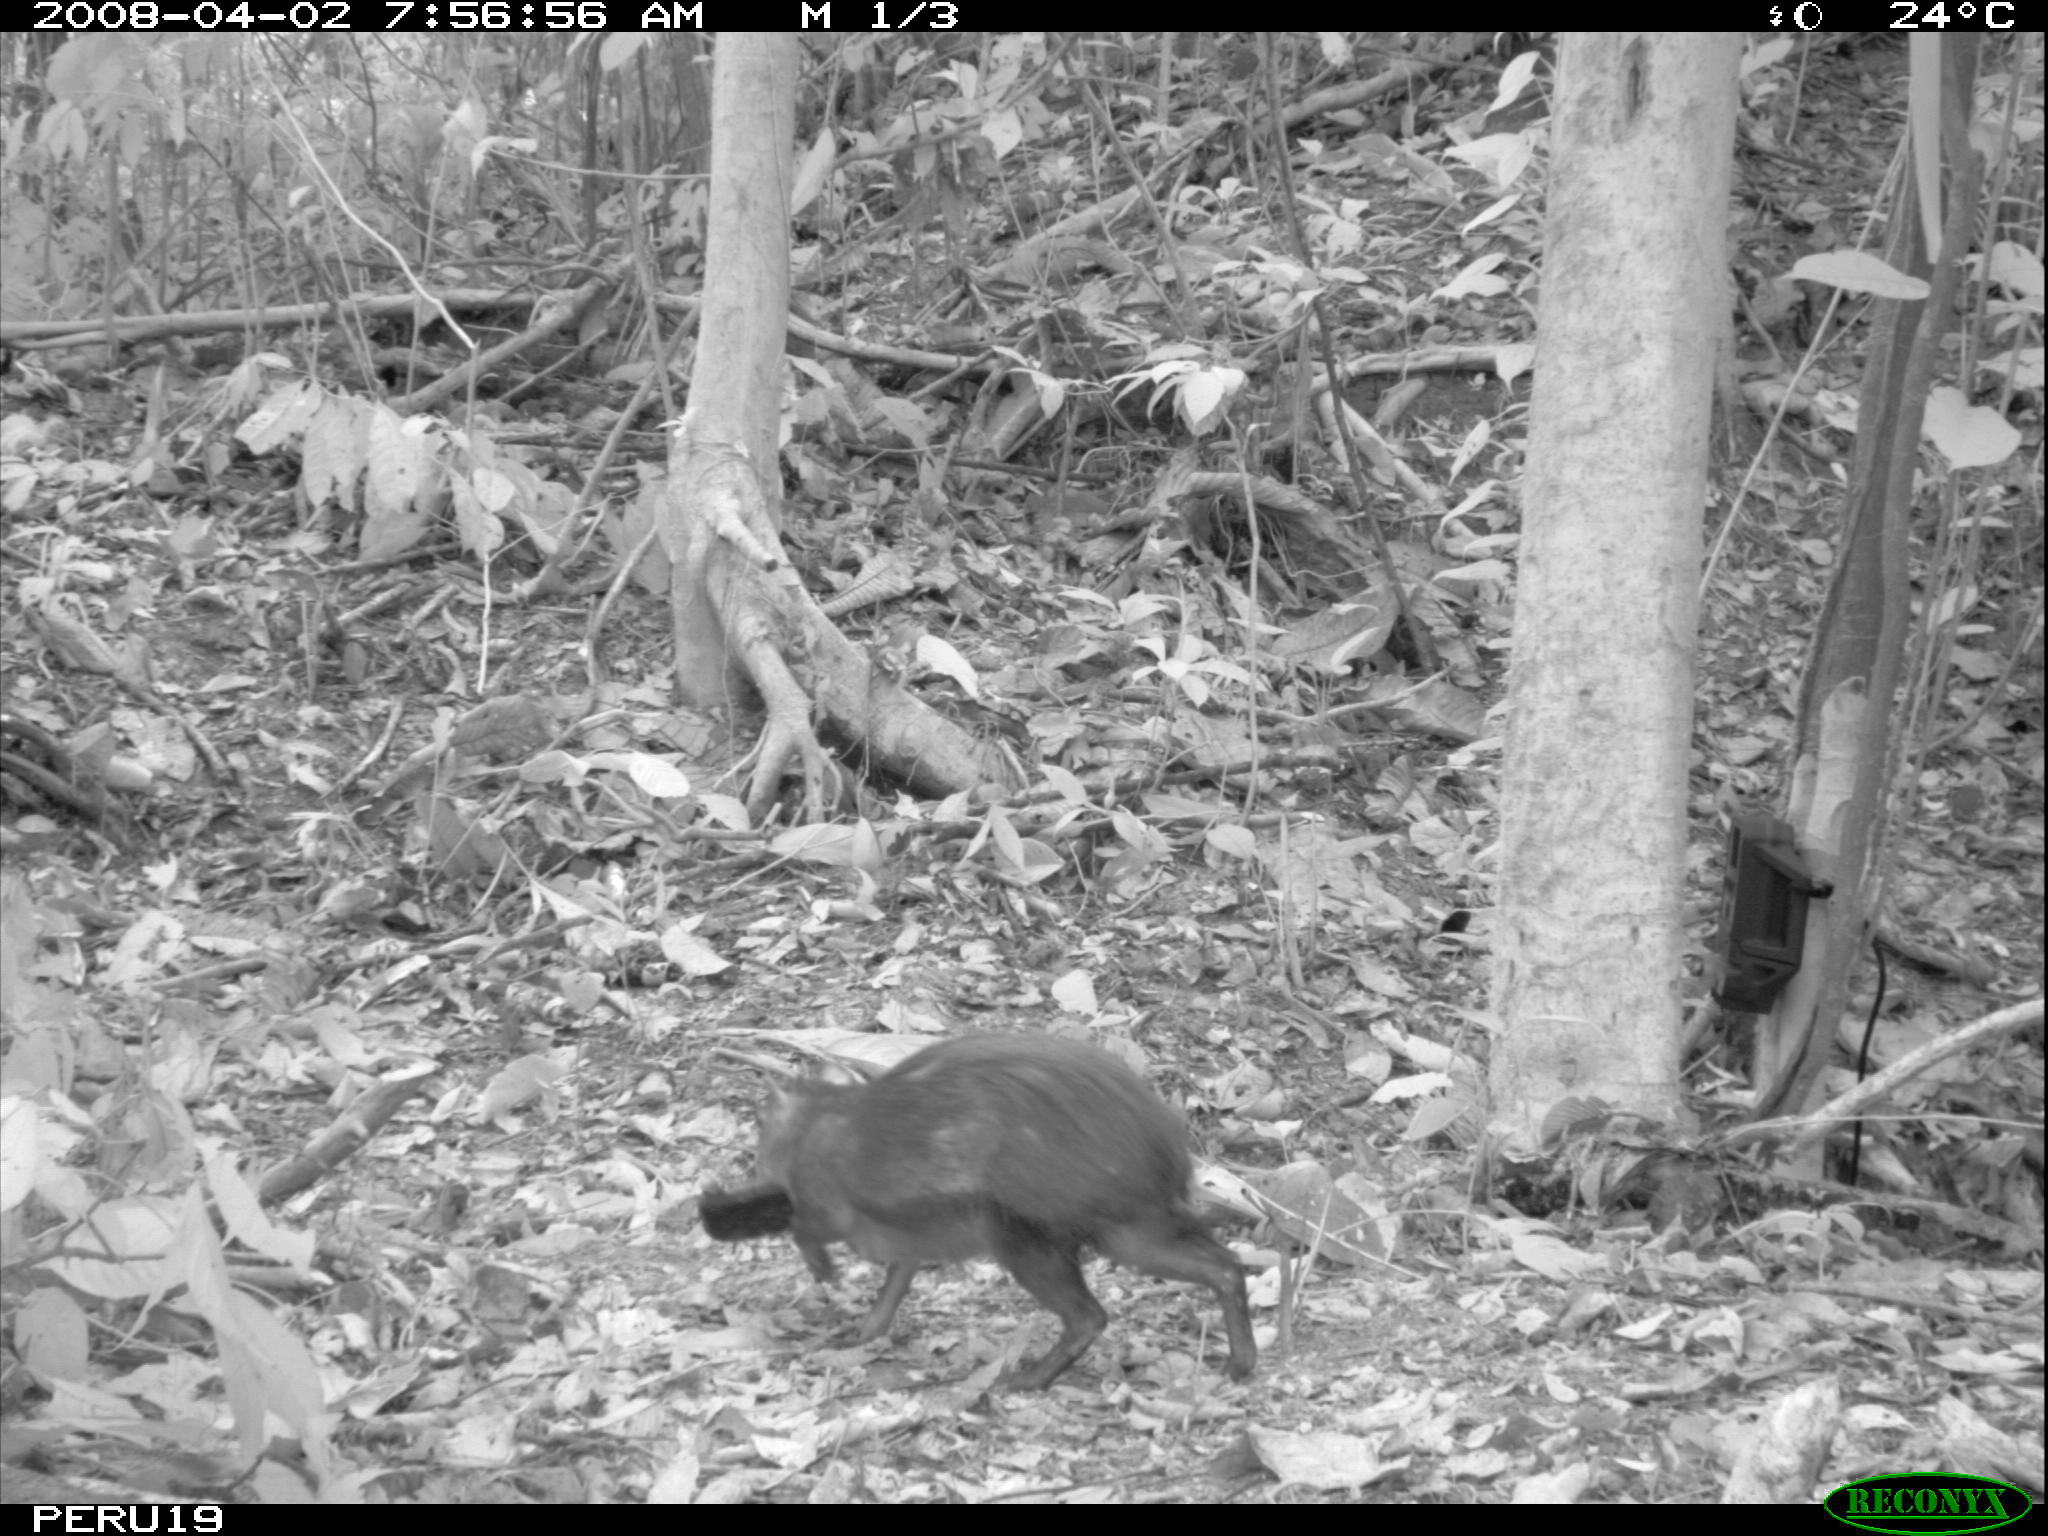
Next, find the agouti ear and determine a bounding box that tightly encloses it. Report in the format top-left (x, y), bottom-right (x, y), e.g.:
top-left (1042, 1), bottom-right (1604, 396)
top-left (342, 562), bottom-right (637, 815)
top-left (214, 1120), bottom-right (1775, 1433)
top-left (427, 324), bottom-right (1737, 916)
top-left (762, 1079), bottom-right (805, 1122)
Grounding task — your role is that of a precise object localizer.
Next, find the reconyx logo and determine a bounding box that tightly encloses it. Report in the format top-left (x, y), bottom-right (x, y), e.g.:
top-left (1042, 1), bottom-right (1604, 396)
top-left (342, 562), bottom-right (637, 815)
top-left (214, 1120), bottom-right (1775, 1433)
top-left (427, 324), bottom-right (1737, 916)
top-left (1825, 1473), bottom-right (2033, 1533)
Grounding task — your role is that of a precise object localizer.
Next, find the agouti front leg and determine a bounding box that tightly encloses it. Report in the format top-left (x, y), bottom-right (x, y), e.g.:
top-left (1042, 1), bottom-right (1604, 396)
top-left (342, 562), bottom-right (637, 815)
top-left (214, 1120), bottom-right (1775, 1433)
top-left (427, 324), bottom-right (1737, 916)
top-left (995, 1239), bottom-right (1108, 1390)
top-left (791, 1224), bottom-right (839, 1284)
top-left (855, 1262), bottom-right (924, 1342)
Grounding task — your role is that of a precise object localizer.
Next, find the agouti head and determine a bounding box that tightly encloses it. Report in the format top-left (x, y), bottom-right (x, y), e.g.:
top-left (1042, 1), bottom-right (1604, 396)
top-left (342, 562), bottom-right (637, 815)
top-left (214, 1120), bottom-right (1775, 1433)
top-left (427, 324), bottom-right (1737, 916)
top-left (733, 1032), bottom-right (1255, 1391)
top-left (699, 1182), bottom-right (794, 1241)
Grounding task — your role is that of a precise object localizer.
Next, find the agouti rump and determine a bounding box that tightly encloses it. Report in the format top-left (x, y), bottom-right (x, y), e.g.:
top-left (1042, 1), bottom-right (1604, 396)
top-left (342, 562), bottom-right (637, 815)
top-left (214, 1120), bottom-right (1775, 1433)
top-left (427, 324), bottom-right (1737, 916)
top-left (727, 1032), bottom-right (1256, 1390)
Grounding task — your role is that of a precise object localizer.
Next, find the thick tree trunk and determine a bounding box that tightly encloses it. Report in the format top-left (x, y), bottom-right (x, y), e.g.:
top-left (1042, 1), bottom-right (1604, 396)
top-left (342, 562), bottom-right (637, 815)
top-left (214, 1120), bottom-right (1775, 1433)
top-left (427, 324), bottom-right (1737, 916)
top-left (1491, 34), bottom-right (1741, 1145)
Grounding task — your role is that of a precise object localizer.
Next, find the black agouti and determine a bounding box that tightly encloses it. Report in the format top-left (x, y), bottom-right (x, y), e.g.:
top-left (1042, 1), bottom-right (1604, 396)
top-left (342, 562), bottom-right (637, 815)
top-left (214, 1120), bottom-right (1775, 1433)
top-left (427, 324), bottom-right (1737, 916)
top-left (722, 1032), bottom-right (1256, 1391)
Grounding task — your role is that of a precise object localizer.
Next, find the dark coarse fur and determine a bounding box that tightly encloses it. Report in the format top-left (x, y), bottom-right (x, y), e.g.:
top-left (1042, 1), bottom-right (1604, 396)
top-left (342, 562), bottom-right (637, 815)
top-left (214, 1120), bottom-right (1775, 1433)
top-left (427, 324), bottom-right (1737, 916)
top-left (753, 1033), bottom-right (1255, 1390)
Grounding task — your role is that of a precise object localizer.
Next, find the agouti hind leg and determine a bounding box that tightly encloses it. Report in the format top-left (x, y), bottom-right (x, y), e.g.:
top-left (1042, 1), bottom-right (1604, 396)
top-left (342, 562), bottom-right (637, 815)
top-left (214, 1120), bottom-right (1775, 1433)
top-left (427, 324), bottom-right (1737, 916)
top-left (995, 1238), bottom-right (1108, 1390)
top-left (1099, 1215), bottom-right (1257, 1381)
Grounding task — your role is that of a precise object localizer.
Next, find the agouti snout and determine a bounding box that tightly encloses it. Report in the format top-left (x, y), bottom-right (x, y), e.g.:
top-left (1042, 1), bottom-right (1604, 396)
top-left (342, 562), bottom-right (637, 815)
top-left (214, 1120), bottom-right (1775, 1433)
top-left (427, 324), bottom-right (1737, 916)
top-left (717, 1033), bottom-right (1256, 1391)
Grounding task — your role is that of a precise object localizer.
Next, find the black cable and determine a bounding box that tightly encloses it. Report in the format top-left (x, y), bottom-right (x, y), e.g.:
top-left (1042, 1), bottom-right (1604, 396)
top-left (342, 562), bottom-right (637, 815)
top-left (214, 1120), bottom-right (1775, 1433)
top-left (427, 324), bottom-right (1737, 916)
top-left (1845, 935), bottom-right (1891, 1187)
